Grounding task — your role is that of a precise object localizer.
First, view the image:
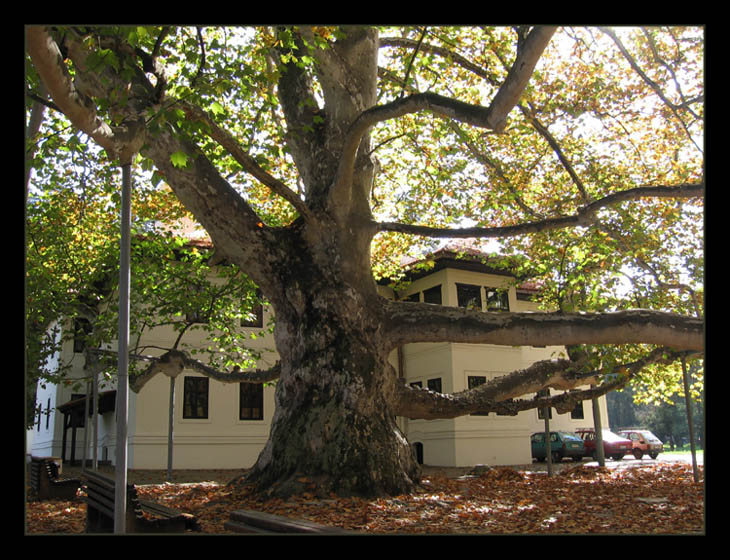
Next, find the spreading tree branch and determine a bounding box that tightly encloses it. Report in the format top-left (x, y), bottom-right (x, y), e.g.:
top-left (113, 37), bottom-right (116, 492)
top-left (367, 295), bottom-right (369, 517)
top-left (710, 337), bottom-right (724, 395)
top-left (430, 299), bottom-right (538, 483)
top-left (383, 300), bottom-right (704, 353)
top-left (26, 26), bottom-right (146, 165)
top-left (333, 26), bottom-right (556, 205)
top-left (181, 102), bottom-right (312, 220)
top-left (376, 182), bottom-right (704, 239)
top-left (88, 348), bottom-right (280, 393)
top-left (394, 346), bottom-right (699, 419)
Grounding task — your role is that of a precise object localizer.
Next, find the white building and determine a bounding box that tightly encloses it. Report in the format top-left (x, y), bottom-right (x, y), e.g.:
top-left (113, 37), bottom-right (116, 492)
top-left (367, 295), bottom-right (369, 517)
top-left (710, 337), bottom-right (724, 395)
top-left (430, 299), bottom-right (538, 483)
top-left (29, 248), bottom-right (608, 469)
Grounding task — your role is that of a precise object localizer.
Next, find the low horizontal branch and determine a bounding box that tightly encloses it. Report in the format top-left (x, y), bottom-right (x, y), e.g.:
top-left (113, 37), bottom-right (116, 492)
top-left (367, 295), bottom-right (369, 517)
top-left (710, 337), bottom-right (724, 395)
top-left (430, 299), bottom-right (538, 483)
top-left (394, 346), bottom-right (698, 420)
top-left (88, 348), bottom-right (280, 393)
top-left (384, 300), bottom-right (704, 352)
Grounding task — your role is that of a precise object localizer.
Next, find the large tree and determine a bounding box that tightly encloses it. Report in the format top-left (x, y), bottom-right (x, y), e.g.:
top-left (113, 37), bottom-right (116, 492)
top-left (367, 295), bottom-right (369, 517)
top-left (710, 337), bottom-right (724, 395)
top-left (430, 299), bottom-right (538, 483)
top-left (26, 26), bottom-right (704, 498)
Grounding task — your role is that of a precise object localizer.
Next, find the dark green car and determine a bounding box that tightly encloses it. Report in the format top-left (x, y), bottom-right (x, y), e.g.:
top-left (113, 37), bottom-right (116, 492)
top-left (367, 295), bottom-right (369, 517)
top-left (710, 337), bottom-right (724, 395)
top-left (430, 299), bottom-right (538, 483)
top-left (531, 431), bottom-right (585, 462)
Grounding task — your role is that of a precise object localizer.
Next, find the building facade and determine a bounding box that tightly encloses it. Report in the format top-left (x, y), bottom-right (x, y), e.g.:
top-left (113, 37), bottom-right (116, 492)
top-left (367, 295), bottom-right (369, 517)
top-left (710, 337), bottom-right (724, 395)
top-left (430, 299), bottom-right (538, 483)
top-left (30, 251), bottom-right (608, 469)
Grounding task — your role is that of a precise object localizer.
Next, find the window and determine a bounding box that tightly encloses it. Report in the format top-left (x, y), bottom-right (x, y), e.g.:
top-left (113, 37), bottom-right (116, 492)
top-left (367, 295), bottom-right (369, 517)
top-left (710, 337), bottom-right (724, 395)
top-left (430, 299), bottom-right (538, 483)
top-left (73, 318), bottom-right (92, 353)
top-left (405, 292), bottom-right (420, 302)
top-left (185, 283), bottom-right (211, 324)
top-left (427, 377), bottom-right (442, 393)
top-left (468, 375), bottom-right (488, 416)
top-left (570, 400), bottom-right (584, 420)
top-left (423, 285), bottom-right (442, 305)
top-left (241, 290), bottom-right (264, 328)
top-left (457, 283), bottom-right (481, 311)
top-left (183, 377), bottom-right (209, 419)
top-left (409, 381), bottom-right (423, 388)
top-left (485, 287), bottom-right (510, 311)
top-left (239, 383), bottom-right (263, 420)
top-left (537, 388), bottom-right (552, 419)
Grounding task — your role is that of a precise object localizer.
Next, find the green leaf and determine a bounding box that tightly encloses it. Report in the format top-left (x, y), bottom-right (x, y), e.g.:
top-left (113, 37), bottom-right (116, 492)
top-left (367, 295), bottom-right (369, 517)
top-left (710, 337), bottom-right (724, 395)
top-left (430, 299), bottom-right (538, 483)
top-left (170, 150), bottom-right (189, 168)
top-left (210, 101), bottom-right (225, 116)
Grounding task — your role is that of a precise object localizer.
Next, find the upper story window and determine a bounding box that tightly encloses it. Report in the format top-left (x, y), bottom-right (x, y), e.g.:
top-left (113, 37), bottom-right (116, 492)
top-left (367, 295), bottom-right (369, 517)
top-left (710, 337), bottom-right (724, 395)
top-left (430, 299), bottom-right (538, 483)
top-left (73, 318), bottom-right (93, 353)
top-left (423, 285), bottom-right (442, 305)
top-left (457, 283), bottom-right (482, 311)
top-left (485, 287), bottom-right (510, 311)
top-left (185, 284), bottom-right (210, 324)
top-left (457, 284), bottom-right (510, 312)
top-left (183, 376), bottom-right (209, 419)
top-left (403, 284), bottom-right (442, 305)
top-left (241, 290), bottom-right (264, 328)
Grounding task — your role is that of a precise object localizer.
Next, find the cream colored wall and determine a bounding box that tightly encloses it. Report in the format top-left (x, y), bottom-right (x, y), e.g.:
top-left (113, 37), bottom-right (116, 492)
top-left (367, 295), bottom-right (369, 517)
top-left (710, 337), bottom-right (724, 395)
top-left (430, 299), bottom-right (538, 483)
top-left (127, 302), bottom-right (277, 469)
top-left (392, 268), bottom-right (611, 467)
top-left (36, 264), bottom-right (611, 470)
top-left (129, 370), bottom-right (276, 469)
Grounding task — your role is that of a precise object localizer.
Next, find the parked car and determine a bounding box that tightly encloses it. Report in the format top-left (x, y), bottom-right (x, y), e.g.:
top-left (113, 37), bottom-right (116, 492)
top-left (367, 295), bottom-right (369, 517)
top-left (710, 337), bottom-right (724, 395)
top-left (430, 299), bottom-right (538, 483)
top-left (575, 428), bottom-right (633, 461)
top-left (617, 429), bottom-right (663, 459)
top-left (531, 431), bottom-right (584, 463)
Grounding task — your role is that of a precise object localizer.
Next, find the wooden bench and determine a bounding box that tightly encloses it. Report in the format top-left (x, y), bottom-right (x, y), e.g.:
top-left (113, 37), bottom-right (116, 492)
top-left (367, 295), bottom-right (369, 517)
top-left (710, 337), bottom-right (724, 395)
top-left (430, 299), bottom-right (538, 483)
top-left (225, 509), bottom-right (356, 534)
top-left (29, 456), bottom-right (81, 500)
top-left (84, 469), bottom-right (199, 533)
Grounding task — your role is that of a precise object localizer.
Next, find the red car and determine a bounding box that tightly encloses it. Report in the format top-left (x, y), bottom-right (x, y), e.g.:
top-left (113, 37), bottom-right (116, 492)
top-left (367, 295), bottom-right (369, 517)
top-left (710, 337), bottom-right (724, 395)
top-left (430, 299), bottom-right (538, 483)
top-left (575, 428), bottom-right (633, 461)
top-left (618, 429), bottom-right (663, 460)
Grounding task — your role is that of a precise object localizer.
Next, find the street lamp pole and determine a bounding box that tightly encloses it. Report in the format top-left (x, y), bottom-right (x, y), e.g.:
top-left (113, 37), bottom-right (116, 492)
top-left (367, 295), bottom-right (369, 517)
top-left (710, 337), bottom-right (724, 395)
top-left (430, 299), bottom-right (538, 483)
top-left (114, 163), bottom-right (132, 534)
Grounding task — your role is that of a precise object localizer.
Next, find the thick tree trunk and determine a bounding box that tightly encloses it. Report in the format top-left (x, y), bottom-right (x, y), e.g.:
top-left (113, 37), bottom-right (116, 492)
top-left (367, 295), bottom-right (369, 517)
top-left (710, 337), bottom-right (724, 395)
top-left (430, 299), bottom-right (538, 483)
top-left (245, 323), bottom-right (419, 497)
top-left (244, 226), bottom-right (419, 497)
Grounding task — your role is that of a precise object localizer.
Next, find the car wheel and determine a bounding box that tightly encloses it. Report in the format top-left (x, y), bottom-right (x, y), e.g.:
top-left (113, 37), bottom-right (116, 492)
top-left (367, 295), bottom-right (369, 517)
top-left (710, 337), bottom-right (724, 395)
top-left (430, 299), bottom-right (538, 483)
top-left (649, 453), bottom-right (659, 460)
top-left (572, 455), bottom-right (582, 462)
top-left (551, 451), bottom-right (561, 463)
top-left (612, 455), bottom-right (623, 461)
top-left (632, 449), bottom-right (643, 460)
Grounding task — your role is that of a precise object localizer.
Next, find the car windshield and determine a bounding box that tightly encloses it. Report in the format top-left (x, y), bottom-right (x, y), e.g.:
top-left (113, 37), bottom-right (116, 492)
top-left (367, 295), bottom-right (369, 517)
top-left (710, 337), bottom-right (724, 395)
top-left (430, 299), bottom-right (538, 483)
top-left (602, 430), bottom-right (628, 442)
top-left (560, 432), bottom-right (581, 441)
top-left (639, 431), bottom-right (662, 443)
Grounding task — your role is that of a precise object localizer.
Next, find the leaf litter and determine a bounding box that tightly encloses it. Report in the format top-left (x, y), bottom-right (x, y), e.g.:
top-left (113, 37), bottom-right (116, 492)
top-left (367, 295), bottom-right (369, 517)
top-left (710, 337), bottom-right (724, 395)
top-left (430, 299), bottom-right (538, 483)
top-left (25, 463), bottom-right (704, 535)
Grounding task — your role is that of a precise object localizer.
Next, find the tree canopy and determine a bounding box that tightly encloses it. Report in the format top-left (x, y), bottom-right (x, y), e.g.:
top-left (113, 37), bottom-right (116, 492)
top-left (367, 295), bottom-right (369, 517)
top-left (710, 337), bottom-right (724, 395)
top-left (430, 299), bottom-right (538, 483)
top-left (26, 26), bottom-right (703, 497)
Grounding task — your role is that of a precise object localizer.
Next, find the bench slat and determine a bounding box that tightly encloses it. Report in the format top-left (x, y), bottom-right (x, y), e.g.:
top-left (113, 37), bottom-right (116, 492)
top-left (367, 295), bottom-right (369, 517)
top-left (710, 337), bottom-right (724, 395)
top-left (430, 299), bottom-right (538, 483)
top-left (29, 457), bottom-right (80, 500)
top-left (83, 470), bottom-right (197, 533)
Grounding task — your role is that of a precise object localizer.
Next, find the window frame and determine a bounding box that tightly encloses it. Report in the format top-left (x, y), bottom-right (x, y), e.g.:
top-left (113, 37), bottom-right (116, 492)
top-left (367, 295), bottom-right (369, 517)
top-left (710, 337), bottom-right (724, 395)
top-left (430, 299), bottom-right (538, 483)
top-left (239, 382), bottom-right (264, 421)
top-left (456, 283), bottom-right (482, 311)
top-left (182, 376), bottom-right (209, 419)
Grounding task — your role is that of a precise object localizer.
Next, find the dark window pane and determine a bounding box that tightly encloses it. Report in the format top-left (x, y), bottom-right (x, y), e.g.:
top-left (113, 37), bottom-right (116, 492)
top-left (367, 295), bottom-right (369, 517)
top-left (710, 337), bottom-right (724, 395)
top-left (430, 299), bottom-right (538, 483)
top-left (427, 377), bottom-right (442, 393)
top-left (183, 377), bottom-right (209, 419)
top-left (241, 303), bottom-right (263, 327)
top-left (570, 400), bottom-right (584, 419)
top-left (239, 383), bottom-right (263, 420)
top-left (73, 318), bottom-right (92, 353)
top-left (457, 284), bottom-right (481, 310)
top-left (423, 285), bottom-right (442, 305)
top-left (468, 376), bottom-right (488, 416)
top-left (485, 288), bottom-right (509, 311)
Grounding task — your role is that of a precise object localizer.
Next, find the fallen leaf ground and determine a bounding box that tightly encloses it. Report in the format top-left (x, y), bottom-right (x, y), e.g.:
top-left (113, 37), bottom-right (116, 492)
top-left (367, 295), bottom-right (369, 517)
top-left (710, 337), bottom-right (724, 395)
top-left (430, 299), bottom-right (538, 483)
top-left (25, 463), bottom-right (704, 535)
